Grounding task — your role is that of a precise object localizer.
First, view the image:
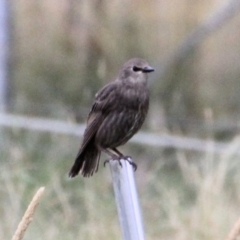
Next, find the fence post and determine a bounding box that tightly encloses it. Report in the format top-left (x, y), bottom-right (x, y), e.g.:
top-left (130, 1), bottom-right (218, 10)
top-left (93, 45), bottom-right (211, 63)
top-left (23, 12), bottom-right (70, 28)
top-left (109, 158), bottom-right (145, 240)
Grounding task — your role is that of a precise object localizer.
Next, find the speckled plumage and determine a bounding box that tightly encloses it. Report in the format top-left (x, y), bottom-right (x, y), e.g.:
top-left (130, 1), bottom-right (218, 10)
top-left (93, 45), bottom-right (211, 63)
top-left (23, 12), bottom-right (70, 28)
top-left (69, 58), bottom-right (154, 177)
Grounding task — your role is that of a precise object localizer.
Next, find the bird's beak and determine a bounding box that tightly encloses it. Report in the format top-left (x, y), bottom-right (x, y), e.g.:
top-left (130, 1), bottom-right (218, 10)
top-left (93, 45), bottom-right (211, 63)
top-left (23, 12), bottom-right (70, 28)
top-left (142, 66), bottom-right (154, 73)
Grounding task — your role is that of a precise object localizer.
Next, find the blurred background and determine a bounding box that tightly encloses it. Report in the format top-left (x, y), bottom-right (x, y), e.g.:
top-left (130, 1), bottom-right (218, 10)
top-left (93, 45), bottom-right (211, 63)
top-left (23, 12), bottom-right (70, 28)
top-left (1, 0), bottom-right (240, 239)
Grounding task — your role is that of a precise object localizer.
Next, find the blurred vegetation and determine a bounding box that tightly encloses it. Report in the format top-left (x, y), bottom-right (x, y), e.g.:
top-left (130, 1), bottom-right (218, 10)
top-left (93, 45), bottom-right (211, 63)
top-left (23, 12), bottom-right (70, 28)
top-left (10, 0), bottom-right (240, 138)
top-left (2, 0), bottom-right (240, 239)
top-left (2, 130), bottom-right (240, 239)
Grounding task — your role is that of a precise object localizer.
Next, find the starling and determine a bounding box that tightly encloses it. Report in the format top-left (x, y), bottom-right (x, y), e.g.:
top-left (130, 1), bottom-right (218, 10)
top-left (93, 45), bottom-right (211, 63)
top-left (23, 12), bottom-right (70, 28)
top-left (69, 58), bottom-right (154, 177)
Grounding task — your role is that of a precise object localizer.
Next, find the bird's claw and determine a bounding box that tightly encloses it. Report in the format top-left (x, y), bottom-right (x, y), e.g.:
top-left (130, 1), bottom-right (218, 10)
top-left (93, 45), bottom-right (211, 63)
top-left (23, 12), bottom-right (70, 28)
top-left (103, 156), bottom-right (137, 171)
top-left (123, 156), bottom-right (137, 171)
top-left (104, 158), bottom-right (122, 168)
top-left (104, 159), bottom-right (110, 167)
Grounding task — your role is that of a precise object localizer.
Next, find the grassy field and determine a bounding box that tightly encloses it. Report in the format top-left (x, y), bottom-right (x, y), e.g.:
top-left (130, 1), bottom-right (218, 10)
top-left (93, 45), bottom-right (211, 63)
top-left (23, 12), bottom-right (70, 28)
top-left (3, 1), bottom-right (240, 239)
top-left (1, 128), bottom-right (240, 240)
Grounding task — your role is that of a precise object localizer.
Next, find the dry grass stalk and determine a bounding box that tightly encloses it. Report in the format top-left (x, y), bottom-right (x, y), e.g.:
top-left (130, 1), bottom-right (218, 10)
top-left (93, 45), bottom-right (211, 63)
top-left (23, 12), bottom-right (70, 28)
top-left (225, 217), bottom-right (240, 240)
top-left (11, 187), bottom-right (45, 240)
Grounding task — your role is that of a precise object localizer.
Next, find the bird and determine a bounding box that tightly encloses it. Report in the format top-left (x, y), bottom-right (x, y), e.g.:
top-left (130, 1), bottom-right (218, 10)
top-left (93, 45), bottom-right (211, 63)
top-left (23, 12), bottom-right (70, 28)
top-left (69, 58), bottom-right (154, 177)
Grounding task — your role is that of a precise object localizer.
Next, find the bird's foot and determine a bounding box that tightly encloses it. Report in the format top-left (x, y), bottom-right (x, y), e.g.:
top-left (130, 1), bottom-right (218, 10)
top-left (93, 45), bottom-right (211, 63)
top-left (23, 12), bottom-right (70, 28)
top-left (103, 156), bottom-right (137, 171)
top-left (122, 156), bottom-right (137, 171)
top-left (104, 157), bottom-right (122, 167)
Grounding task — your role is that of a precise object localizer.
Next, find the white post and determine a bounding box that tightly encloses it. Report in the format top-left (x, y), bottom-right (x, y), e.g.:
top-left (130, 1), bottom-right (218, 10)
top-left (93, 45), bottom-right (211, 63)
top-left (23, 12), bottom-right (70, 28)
top-left (109, 158), bottom-right (145, 240)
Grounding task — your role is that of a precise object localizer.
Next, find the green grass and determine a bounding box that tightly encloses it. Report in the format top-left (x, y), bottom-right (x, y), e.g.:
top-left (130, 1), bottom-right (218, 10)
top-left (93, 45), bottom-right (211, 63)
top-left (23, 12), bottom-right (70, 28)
top-left (1, 128), bottom-right (240, 239)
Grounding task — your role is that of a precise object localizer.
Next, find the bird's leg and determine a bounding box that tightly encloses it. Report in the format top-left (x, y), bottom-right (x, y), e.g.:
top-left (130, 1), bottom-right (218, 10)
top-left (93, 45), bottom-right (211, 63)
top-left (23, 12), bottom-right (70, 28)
top-left (97, 146), bottom-right (122, 167)
top-left (111, 148), bottom-right (137, 171)
top-left (111, 148), bottom-right (124, 157)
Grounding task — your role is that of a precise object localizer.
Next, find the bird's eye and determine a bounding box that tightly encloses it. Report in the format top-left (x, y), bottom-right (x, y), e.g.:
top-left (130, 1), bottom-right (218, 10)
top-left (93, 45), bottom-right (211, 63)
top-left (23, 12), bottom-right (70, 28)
top-left (132, 66), bottom-right (142, 72)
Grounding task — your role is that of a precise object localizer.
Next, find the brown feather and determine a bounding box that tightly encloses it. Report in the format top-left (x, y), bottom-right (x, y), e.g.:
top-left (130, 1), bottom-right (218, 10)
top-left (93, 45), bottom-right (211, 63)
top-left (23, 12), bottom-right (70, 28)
top-left (69, 58), bottom-right (154, 177)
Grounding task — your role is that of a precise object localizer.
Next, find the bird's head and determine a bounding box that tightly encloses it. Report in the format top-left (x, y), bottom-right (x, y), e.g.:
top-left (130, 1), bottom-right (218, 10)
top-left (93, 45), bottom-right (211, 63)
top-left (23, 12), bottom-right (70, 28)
top-left (119, 58), bottom-right (154, 85)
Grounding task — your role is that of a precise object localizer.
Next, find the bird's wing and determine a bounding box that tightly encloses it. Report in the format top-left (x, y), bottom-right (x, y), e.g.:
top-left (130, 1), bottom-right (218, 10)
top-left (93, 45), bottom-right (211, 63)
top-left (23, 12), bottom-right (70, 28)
top-left (79, 82), bottom-right (119, 151)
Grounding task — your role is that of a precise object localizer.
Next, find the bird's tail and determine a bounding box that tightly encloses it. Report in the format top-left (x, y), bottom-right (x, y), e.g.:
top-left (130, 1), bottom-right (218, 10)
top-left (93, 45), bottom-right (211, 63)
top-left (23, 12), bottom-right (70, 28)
top-left (69, 139), bottom-right (101, 177)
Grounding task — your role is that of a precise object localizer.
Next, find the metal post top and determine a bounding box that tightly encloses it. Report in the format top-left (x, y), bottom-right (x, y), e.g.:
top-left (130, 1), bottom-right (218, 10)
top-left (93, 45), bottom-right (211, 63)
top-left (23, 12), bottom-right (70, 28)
top-left (109, 159), bottom-right (145, 240)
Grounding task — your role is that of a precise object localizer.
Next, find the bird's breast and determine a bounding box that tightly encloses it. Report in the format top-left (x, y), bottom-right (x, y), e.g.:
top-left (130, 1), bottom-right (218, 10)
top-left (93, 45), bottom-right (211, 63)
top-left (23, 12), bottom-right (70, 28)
top-left (118, 84), bottom-right (149, 111)
top-left (95, 84), bottom-right (149, 148)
